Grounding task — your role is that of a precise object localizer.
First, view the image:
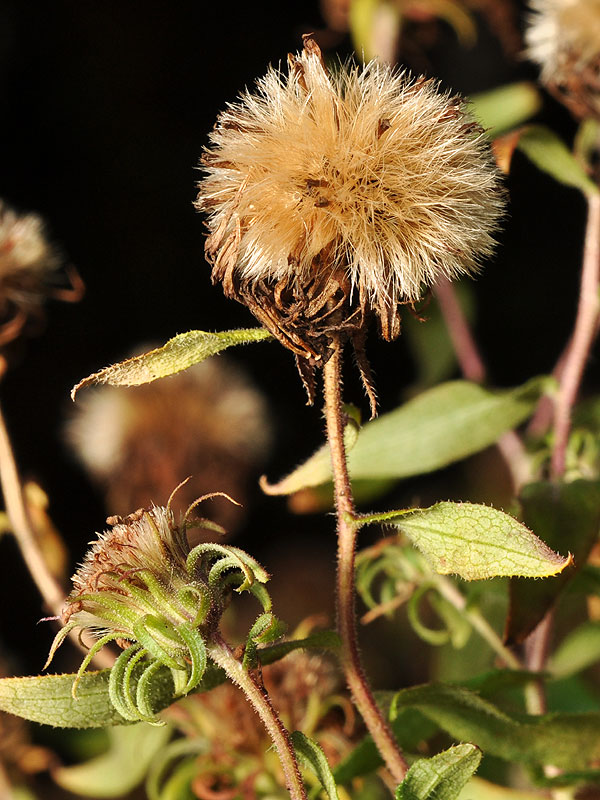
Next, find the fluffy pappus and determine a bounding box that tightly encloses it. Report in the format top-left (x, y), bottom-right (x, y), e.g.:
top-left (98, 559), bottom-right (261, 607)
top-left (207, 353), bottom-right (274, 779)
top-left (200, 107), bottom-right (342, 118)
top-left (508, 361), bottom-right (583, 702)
top-left (526, 0), bottom-right (600, 119)
top-left (196, 36), bottom-right (504, 405)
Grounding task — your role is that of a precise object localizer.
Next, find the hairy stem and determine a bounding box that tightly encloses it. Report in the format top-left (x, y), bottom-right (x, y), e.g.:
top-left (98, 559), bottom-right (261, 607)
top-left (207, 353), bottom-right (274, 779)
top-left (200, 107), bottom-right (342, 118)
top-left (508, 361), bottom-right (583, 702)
top-left (207, 635), bottom-right (307, 800)
top-left (0, 401), bottom-right (114, 669)
top-left (551, 191), bottom-right (600, 479)
top-left (323, 339), bottom-right (408, 784)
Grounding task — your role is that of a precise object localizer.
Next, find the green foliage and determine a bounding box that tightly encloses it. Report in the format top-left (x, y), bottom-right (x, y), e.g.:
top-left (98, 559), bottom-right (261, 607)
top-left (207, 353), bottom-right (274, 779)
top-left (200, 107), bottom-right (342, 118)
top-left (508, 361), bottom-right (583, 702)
top-left (506, 480), bottom-right (600, 643)
top-left (291, 730), bottom-right (340, 799)
top-left (53, 723), bottom-right (173, 797)
top-left (71, 327), bottom-right (272, 398)
top-left (469, 83), bottom-right (542, 138)
top-left (517, 125), bottom-right (599, 195)
top-left (549, 621), bottom-right (600, 679)
top-left (391, 683), bottom-right (600, 772)
top-left (263, 377), bottom-right (552, 495)
top-left (362, 502), bottom-right (571, 580)
top-left (396, 744), bottom-right (482, 800)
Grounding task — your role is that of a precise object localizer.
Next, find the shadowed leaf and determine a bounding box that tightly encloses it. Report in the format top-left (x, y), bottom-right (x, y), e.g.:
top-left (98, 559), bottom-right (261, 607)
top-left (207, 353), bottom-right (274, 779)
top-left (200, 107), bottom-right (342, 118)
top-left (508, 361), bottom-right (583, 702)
top-left (505, 480), bottom-right (600, 645)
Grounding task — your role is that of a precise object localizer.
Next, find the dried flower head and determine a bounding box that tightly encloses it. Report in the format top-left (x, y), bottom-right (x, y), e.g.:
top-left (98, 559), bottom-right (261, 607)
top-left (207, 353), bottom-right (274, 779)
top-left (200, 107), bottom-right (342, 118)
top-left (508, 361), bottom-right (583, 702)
top-left (66, 354), bottom-right (271, 529)
top-left (46, 494), bottom-right (271, 722)
top-left (525, 0), bottom-right (600, 119)
top-left (196, 36), bottom-right (504, 398)
top-left (0, 201), bottom-right (83, 349)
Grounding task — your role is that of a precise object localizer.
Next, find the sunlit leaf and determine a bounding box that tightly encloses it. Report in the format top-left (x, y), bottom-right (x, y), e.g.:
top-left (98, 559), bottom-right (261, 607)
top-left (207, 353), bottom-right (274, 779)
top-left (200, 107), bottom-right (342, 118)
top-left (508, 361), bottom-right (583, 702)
top-left (457, 776), bottom-right (547, 800)
top-left (54, 723), bottom-right (172, 797)
top-left (392, 683), bottom-right (600, 770)
top-left (292, 730), bottom-right (339, 799)
top-left (470, 83), bottom-right (541, 138)
top-left (363, 502), bottom-right (571, 580)
top-left (263, 377), bottom-right (552, 495)
top-left (517, 125), bottom-right (599, 195)
top-left (505, 480), bottom-right (600, 645)
top-left (396, 744), bottom-right (481, 800)
top-left (71, 328), bottom-right (272, 399)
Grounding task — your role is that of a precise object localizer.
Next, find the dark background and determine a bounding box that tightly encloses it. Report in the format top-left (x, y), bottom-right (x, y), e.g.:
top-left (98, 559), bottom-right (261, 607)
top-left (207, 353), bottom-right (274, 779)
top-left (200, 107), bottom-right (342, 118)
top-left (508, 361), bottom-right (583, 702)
top-left (0, 1), bottom-right (589, 675)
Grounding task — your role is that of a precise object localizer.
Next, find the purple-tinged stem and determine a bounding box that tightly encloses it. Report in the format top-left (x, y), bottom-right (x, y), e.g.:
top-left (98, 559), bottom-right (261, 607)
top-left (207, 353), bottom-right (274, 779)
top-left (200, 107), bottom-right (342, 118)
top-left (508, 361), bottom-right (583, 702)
top-left (551, 191), bottom-right (600, 479)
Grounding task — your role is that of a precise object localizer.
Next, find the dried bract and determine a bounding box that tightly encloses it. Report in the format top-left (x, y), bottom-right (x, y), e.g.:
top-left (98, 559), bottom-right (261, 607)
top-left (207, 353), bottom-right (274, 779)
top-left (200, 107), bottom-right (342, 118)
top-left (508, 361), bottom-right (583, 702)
top-left (196, 36), bottom-right (504, 386)
top-left (526, 0), bottom-right (600, 119)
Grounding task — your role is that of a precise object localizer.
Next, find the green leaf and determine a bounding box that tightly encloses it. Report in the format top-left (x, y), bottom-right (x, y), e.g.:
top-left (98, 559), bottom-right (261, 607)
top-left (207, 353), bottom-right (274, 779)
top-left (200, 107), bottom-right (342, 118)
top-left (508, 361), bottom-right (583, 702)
top-left (391, 683), bottom-right (600, 770)
top-left (517, 125), bottom-right (599, 195)
top-left (505, 480), bottom-right (600, 645)
top-left (396, 744), bottom-right (481, 800)
top-left (291, 730), bottom-right (339, 799)
top-left (364, 502), bottom-right (571, 580)
top-left (54, 723), bottom-right (172, 797)
top-left (263, 377), bottom-right (552, 495)
top-left (469, 83), bottom-right (542, 138)
top-left (71, 328), bottom-right (272, 399)
top-left (549, 621), bottom-right (600, 679)
top-left (456, 777), bottom-right (546, 800)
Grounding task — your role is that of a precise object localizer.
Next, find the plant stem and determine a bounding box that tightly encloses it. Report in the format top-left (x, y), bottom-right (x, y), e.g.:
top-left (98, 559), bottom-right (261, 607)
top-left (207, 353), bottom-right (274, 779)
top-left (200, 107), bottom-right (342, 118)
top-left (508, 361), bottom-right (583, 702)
top-left (434, 575), bottom-right (522, 669)
top-left (207, 634), bottom-right (307, 800)
top-left (433, 278), bottom-right (530, 492)
top-left (551, 191), bottom-right (600, 479)
top-left (323, 338), bottom-right (408, 784)
top-left (0, 400), bottom-right (114, 669)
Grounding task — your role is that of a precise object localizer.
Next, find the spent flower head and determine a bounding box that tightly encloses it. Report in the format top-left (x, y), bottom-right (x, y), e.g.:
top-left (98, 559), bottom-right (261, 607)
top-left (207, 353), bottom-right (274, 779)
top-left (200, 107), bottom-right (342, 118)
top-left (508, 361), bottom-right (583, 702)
top-left (46, 491), bottom-right (271, 723)
top-left (196, 36), bottom-right (504, 395)
top-left (526, 0), bottom-right (600, 119)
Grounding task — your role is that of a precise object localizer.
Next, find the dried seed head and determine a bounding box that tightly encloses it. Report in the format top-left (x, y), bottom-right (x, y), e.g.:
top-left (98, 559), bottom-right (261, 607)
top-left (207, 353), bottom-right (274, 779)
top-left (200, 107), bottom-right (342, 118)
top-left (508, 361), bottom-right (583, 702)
top-left (525, 0), bottom-right (600, 119)
top-left (196, 37), bottom-right (504, 370)
top-left (65, 355), bottom-right (271, 528)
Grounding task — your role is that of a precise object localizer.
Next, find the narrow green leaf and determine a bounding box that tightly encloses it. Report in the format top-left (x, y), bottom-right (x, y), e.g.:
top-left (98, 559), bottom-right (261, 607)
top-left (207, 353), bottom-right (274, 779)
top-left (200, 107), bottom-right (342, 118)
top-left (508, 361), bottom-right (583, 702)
top-left (396, 744), bottom-right (481, 800)
top-left (291, 730), bottom-right (339, 799)
top-left (54, 723), bottom-right (172, 797)
top-left (469, 83), bottom-right (542, 138)
top-left (366, 502), bottom-right (571, 580)
top-left (456, 777), bottom-right (545, 800)
top-left (549, 621), bottom-right (600, 679)
top-left (263, 377), bottom-right (552, 495)
top-left (71, 328), bottom-right (272, 399)
top-left (517, 125), bottom-right (599, 195)
top-left (505, 480), bottom-right (600, 644)
top-left (392, 683), bottom-right (600, 770)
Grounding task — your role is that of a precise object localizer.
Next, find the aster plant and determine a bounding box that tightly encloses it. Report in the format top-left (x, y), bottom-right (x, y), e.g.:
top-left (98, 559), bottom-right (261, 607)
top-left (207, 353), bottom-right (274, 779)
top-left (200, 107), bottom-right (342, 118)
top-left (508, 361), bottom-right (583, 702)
top-left (5, 23), bottom-right (600, 800)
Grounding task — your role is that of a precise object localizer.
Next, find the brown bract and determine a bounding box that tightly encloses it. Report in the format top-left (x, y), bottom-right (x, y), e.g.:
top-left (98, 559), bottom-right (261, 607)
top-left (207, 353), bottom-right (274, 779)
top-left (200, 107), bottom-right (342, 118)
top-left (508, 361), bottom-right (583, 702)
top-left (196, 36), bottom-right (504, 405)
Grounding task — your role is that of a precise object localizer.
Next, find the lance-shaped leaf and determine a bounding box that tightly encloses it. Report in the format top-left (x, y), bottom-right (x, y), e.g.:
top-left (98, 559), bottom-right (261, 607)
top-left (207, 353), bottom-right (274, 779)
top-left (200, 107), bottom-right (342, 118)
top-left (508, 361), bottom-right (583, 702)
top-left (263, 377), bottom-right (552, 495)
top-left (54, 723), bottom-right (172, 797)
top-left (505, 480), bottom-right (600, 645)
top-left (364, 503), bottom-right (571, 580)
top-left (392, 683), bottom-right (600, 771)
top-left (291, 730), bottom-right (340, 800)
top-left (0, 632), bottom-right (339, 728)
top-left (470, 83), bottom-right (542, 138)
top-left (396, 744), bottom-right (481, 800)
top-left (517, 125), bottom-right (599, 195)
top-left (71, 328), bottom-right (272, 399)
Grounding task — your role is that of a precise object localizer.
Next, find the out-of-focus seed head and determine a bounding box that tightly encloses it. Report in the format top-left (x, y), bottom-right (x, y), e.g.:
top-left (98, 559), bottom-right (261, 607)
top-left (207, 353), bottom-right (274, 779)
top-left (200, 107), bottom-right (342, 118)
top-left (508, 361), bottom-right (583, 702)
top-left (196, 36), bottom-right (504, 383)
top-left (65, 355), bottom-right (272, 529)
top-left (526, 0), bottom-right (600, 119)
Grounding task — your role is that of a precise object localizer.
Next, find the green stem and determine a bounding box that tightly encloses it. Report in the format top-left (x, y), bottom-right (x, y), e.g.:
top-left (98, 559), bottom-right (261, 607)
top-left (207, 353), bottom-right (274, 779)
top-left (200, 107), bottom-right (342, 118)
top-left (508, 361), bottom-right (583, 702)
top-left (434, 576), bottom-right (522, 669)
top-left (323, 338), bottom-right (408, 784)
top-left (207, 635), bottom-right (307, 800)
